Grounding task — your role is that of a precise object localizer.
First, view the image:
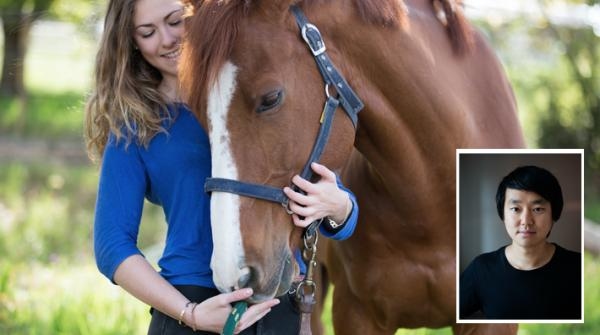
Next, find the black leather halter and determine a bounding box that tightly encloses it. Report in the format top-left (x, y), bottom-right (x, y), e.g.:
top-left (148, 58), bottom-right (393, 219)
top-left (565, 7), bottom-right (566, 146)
top-left (204, 5), bottom-right (364, 215)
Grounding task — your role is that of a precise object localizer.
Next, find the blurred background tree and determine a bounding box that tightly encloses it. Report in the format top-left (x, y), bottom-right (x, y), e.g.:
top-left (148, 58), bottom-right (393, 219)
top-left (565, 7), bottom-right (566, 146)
top-left (0, 0), bottom-right (57, 98)
top-left (536, 0), bottom-right (600, 193)
top-left (0, 0), bottom-right (102, 133)
top-left (468, 0), bottom-right (600, 214)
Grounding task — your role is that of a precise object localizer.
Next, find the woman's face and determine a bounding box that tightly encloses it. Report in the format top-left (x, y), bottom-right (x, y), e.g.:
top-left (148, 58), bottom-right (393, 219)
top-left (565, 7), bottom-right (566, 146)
top-left (133, 0), bottom-right (184, 81)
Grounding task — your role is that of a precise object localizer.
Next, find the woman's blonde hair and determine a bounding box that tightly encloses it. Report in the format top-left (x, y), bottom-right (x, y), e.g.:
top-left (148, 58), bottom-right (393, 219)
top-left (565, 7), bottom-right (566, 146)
top-left (84, 0), bottom-right (174, 162)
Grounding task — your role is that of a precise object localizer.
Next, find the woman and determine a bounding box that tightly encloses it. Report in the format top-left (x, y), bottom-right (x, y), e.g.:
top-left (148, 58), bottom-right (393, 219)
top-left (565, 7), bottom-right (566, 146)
top-left (84, 0), bottom-right (358, 333)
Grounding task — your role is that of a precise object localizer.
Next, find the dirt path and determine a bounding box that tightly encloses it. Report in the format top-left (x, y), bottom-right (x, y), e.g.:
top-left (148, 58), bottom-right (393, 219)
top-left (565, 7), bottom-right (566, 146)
top-left (0, 136), bottom-right (90, 165)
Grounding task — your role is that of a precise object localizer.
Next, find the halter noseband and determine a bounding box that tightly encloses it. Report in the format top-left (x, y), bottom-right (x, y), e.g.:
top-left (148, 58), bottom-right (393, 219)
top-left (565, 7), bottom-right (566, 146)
top-left (204, 6), bottom-right (364, 215)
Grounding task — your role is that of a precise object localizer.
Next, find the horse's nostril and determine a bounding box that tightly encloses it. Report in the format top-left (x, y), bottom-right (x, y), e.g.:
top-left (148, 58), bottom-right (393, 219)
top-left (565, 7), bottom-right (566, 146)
top-left (237, 266), bottom-right (252, 288)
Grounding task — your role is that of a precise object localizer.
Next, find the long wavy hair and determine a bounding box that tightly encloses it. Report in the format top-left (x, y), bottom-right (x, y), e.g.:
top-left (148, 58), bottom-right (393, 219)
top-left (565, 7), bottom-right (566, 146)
top-left (84, 0), bottom-right (185, 162)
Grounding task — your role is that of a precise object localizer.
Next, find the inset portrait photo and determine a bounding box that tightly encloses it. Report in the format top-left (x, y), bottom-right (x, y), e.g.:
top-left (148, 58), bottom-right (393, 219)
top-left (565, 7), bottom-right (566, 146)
top-left (456, 149), bottom-right (583, 323)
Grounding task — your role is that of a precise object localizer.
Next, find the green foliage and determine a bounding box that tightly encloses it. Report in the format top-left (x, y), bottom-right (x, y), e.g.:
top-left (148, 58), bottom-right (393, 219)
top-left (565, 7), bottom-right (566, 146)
top-left (0, 161), bottom-right (165, 334)
top-left (473, 1), bottom-right (600, 196)
top-left (48, 0), bottom-right (104, 24)
top-left (0, 91), bottom-right (85, 139)
top-left (0, 162), bottom-right (166, 266)
top-left (2, 254), bottom-right (599, 334)
top-left (0, 264), bottom-right (150, 335)
top-left (586, 194), bottom-right (600, 223)
top-left (0, 163), bottom-right (97, 264)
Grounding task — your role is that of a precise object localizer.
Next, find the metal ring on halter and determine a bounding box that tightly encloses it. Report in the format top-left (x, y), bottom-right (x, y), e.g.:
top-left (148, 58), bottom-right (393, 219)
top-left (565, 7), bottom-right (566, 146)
top-left (303, 231), bottom-right (318, 250)
top-left (324, 83), bottom-right (331, 98)
top-left (282, 198), bottom-right (294, 215)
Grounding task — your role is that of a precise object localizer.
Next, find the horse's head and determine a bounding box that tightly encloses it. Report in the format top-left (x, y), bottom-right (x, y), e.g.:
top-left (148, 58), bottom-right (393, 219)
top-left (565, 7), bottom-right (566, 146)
top-left (181, 0), bottom-right (357, 302)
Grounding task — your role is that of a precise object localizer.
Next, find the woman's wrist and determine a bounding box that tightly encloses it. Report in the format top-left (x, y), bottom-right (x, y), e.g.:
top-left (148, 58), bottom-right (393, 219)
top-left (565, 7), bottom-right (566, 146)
top-left (330, 193), bottom-right (352, 225)
top-left (182, 301), bottom-right (199, 331)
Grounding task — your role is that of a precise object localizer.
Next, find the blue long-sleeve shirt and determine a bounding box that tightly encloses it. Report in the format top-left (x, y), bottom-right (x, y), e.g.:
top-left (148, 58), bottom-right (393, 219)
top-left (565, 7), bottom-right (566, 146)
top-left (94, 103), bottom-right (358, 287)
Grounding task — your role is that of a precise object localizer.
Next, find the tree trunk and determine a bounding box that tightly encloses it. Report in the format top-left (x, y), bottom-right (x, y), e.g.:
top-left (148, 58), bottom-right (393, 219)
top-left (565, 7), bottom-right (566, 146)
top-left (0, 11), bottom-right (32, 98)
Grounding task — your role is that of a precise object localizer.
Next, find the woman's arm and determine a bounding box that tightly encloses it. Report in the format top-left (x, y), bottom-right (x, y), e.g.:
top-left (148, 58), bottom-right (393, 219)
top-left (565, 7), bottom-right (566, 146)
top-left (96, 138), bottom-right (278, 333)
top-left (114, 255), bottom-right (279, 333)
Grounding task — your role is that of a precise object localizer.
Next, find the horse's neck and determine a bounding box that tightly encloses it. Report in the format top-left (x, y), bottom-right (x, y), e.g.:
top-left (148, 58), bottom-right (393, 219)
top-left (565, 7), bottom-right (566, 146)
top-left (311, 0), bottom-right (523, 227)
top-left (315, 0), bottom-right (522, 158)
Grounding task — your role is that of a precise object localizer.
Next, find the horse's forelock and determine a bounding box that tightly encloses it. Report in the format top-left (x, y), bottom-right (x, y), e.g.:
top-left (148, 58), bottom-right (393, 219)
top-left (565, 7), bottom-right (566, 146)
top-left (180, 0), bottom-right (249, 120)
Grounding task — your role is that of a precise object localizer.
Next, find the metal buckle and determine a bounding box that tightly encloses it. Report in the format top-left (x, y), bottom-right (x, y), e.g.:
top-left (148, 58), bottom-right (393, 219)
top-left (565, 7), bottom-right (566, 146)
top-left (301, 23), bottom-right (326, 56)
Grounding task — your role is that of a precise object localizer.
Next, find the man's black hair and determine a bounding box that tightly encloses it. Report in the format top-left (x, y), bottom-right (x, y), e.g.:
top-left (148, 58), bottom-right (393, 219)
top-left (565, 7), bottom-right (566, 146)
top-left (495, 165), bottom-right (563, 221)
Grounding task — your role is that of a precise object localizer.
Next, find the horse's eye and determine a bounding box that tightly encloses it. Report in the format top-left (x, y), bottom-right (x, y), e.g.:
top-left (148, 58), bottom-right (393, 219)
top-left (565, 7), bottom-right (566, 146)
top-left (256, 90), bottom-right (284, 113)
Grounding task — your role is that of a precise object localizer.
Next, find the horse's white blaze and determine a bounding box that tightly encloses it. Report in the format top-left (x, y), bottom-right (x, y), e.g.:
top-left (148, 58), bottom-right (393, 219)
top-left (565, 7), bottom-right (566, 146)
top-left (207, 61), bottom-right (246, 292)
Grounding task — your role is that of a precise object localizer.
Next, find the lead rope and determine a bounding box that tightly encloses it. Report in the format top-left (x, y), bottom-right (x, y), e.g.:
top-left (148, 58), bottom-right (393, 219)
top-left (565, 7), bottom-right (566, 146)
top-left (221, 301), bottom-right (248, 335)
top-left (221, 222), bottom-right (322, 335)
top-left (221, 228), bottom-right (320, 335)
top-left (293, 222), bottom-right (320, 335)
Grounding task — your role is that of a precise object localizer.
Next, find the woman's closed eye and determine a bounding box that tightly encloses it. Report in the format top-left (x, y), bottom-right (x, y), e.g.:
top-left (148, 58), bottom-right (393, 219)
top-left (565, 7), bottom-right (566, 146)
top-left (169, 19), bottom-right (183, 26)
top-left (137, 28), bottom-right (155, 39)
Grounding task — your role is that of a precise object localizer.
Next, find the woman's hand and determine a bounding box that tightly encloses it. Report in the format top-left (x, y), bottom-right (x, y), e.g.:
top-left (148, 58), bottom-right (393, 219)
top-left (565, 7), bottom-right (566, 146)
top-left (191, 288), bottom-right (280, 333)
top-left (283, 162), bottom-right (351, 228)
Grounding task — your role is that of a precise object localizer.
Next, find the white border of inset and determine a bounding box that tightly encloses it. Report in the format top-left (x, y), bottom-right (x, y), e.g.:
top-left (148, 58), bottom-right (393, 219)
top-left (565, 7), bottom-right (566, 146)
top-left (455, 148), bottom-right (584, 324)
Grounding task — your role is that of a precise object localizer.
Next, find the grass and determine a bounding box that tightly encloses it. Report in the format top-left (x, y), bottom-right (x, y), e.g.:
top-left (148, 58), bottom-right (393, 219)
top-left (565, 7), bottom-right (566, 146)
top-left (2, 251), bottom-right (599, 334)
top-left (0, 162), bottom-right (165, 266)
top-left (0, 91), bottom-right (87, 139)
top-left (0, 162), bottom-right (96, 264)
top-left (0, 162), bottom-right (165, 334)
top-left (0, 263), bottom-right (149, 335)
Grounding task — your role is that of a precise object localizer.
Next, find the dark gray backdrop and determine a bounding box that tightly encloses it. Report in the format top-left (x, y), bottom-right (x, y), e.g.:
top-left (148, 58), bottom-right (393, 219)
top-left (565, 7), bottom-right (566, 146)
top-left (458, 152), bottom-right (582, 272)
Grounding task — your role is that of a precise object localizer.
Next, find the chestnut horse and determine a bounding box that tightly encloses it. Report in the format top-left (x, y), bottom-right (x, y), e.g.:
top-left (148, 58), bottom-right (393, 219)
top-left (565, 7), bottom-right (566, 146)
top-left (181, 0), bottom-right (523, 334)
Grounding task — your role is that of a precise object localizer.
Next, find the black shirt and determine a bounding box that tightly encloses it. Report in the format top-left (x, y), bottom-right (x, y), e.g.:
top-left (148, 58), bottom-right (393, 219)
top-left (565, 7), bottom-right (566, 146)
top-left (460, 243), bottom-right (581, 320)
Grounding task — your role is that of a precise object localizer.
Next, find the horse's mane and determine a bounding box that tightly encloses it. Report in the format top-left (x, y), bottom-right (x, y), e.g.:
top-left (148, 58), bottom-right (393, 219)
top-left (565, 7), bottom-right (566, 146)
top-left (179, 0), bottom-right (472, 117)
top-left (180, 0), bottom-right (248, 119)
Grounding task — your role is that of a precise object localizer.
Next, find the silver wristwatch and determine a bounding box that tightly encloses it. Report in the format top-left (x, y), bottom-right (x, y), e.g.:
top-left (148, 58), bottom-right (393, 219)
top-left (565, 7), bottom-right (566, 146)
top-left (325, 216), bottom-right (344, 229)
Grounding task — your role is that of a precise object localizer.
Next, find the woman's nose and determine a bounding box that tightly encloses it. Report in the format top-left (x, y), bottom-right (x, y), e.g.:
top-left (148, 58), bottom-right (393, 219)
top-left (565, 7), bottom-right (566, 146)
top-left (159, 27), bottom-right (179, 48)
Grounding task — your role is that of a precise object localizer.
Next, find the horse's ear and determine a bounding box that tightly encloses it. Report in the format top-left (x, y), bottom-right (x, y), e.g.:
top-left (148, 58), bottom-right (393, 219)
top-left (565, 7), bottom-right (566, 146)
top-left (255, 0), bottom-right (297, 21)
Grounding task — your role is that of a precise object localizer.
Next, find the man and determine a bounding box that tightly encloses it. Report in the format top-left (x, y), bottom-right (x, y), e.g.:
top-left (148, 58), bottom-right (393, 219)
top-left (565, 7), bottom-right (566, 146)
top-left (460, 165), bottom-right (581, 320)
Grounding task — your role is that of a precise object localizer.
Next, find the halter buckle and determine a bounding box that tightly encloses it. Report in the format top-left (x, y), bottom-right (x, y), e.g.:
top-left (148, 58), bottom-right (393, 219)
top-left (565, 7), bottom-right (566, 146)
top-left (301, 23), bottom-right (326, 56)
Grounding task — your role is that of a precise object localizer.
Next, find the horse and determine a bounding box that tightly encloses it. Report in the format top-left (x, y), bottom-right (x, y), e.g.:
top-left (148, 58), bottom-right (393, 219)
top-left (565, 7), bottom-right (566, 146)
top-left (180, 0), bottom-right (524, 334)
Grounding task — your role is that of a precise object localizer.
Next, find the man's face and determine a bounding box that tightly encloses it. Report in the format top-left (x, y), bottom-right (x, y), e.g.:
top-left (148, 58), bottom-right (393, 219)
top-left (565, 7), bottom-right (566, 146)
top-left (503, 188), bottom-right (554, 248)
